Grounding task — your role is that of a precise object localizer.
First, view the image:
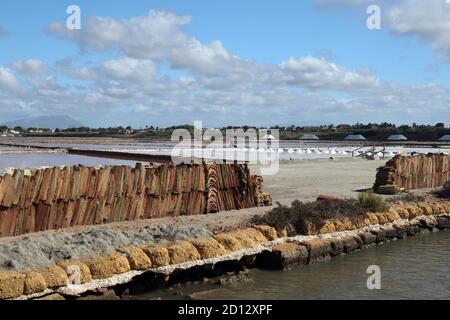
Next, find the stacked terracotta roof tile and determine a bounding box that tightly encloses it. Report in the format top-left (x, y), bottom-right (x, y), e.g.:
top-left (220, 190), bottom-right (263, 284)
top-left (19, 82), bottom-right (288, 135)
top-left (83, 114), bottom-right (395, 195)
top-left (374, 153), bottom-right (450, 192)
top-left (0, 163), bottom-right (270, 237)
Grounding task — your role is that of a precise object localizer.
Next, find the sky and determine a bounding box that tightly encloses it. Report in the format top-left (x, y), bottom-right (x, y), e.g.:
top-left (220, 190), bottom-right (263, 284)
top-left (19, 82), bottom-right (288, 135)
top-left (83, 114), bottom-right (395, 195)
top-left (0, 0), bottom-right (449, 128)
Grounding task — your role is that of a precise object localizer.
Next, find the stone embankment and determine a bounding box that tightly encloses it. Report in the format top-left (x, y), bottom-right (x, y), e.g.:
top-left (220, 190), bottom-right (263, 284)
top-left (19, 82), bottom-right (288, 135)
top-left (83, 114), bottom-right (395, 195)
top-left (1, 200), bottom-right (449, 300)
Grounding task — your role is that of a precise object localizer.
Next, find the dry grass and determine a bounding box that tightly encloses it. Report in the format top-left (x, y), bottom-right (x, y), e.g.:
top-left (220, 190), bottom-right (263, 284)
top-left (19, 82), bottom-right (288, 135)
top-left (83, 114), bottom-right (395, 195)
top-left (252, 198), bottom-right (374, 235)
top-left (357, 191), bottom-right (390, 212)
top-left (435, 181), bottom-right (450, 199)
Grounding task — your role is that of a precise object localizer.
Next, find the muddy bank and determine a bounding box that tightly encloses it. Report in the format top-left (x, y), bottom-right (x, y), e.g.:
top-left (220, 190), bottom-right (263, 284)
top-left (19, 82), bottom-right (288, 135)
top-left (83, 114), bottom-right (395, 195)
top-left (28, 213), bottom-right (450, 300)
top-left (1, 199), bottom-right (449, 300)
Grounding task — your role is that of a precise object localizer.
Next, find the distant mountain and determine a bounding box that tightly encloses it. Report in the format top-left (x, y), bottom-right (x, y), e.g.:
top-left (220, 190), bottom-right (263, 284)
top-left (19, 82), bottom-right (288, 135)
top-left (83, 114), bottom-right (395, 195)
top-left (2, 115), bottom-right (84, 130)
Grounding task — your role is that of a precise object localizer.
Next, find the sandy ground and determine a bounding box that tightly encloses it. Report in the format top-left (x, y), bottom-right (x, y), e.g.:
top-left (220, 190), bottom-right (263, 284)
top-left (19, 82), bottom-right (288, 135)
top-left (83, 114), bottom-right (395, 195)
top-left (256, 158), bottom-right (385, 205)
top-left (0, 157), bottom-right (392, 271)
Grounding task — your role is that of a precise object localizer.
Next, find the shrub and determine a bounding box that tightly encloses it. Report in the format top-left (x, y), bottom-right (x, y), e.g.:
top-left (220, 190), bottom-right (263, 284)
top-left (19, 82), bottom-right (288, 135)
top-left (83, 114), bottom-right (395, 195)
top-left (386, 193), bottom-right (426, 204)
top-left (252, 199), bottom-right (367, 235)
top-left (435, 181), bottom-right (450, 199)
top-left (358, 191), bottom-right (390, 213)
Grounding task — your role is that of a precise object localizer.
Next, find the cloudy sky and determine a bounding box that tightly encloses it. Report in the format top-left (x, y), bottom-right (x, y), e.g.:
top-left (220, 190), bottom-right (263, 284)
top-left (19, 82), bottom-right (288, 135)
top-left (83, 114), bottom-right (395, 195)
top-left (0, 0), bottom-right (449, 127)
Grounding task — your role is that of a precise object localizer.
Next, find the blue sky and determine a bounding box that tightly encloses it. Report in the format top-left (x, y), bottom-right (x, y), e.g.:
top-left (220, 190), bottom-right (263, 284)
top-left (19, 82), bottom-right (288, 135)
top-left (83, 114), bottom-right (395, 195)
top-left (0, 0), bottom-right (449, 127)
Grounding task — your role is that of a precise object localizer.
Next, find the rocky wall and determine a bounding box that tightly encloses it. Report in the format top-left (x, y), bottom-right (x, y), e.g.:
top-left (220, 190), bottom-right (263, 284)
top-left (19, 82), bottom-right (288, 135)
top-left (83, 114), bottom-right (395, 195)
top-left (1, 200), bottom-right (449, 300)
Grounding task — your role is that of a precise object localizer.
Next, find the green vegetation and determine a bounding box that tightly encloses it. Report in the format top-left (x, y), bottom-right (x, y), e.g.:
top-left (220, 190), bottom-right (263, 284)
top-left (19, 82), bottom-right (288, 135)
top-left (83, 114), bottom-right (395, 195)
top-left (1, 122), bottom-right (449, 141)
top-left (357, 191), bottom-right (390, 213)
top-left (252, 199), bottom-right (368, 235)
top-left (253, 194), bottom-right (391, 235)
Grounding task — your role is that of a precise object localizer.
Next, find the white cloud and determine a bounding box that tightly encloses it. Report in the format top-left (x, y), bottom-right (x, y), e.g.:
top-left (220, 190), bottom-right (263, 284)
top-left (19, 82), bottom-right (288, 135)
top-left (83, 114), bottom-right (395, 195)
top-left (11, 59), bottom-right (48, 75)
top-left (0, 8), bottom-right (448, 126)
top-left (279, 56), bottom-right (380, 90)
top-left (101, 57), bottom-right (158, 81)
top-left (387, 0), bottom-right (450, 60)
top-left (0, 67), bottom-right (21, 92)
top-left (46, 10), bottom-right (232, 73)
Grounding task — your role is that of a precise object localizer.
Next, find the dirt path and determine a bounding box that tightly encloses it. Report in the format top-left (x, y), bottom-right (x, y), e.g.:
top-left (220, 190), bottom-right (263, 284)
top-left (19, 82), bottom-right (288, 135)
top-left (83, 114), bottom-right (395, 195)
top-left (258, 158), bottom-right (384, 205)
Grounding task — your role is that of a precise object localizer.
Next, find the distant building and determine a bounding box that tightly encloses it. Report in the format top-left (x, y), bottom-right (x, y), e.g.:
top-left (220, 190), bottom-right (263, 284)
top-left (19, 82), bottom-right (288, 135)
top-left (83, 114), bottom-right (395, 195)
top-left (387, 134), bottom-right (408, 141)
top-left (439, 135), bottom-right (450, 141)
top-left (1, 130), bottom-right (20, 137)
top-left (344, 134), bottom-right (367, 141)
top-left (28, 129), bottom-right (44, 133)
top-left (300, 134), bottom-right (320, 140)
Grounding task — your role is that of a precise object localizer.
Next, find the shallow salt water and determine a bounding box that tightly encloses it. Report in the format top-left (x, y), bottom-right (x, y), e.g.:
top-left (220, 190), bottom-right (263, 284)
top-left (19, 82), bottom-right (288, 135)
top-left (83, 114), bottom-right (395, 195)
top-left (0, 153), bottom-right (138, 170)
top-left (134, 231), bottom-right (450, 300)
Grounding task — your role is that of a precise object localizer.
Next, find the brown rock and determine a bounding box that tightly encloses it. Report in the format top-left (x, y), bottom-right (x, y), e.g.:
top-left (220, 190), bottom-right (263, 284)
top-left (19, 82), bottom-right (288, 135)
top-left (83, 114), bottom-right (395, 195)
top-left (118, 247), bottom-right (152, 271)
top-left (394, 207), bottom-right (410, 219)
top-left (376, 213), bottom-right (388, 225)
top-left (328, 238), bottom-right (344, 256)
top-left (332, 219), bottom-right (346, 232)
top-left (253, 225), bottom-right (278, 241)
top-left (418, 216), bottom-right (438, 229)
top-left (304, 222), bottom-right (319, 235)
top-left (353, 235), bottom-right (364, 247)
top-left (317, 194), bottom-right (343, 202)
top-left (256, 243), bottom-right (308, 270)
top-left (339, 217), bottom-right (355, 231)
top-left (142, 245), bottom-right (170, 267)
top-left (23, 271), bottom-right (47, 295)
top-left (386, 209), bottom-right (401, 222)
top-left (78, 289), bottom-right (120, 300)
top-left (377, 185), bottom-right (397, 195)
top-left (380, 226), bottom-right (397, 239)
top-left (341, 236), bottom-right (360, 253)
top-left (190, 238), bottom-right (228, 259)
top-left (35, 293), bottom-right (66, 300)
top-left (228, 228), bottom-right (267, 248)
top-left (57, 260), bottom-right (92, 284)
top-left (367, 213), bottom-right (379, 225)
top-left (393, 222), bottom-right (410, 238)
top-left (443, 203), bottom-right (450, 213)
top-left (214, 233), bottom-right (244, 251)
top-left (0, 271), bottom-right (25, 299)
top-left (417, 204), bottom-right (433, 216)
top-left (318, 220), bottom-right (336, 234)
top-left (437, 216), bottom-right (450, 229)
top-left (303, 239), bottom-right (331, 263)
top-left (407, 225), bottom-right (420, 236)
top-left (370, 229), bottom-right (386, 243)
top-left (276, 228), bottom-right (288, 238)
top-left (434, 203), bottom-right (447, 214)
top-left (83, 252), bottom-right (131, 279)
top-left (39, 266), bottom-right (68, 288)
top-left (167, 241), bottom-right (201, 265)
top-left (358, 232), bottom-right (377, 245)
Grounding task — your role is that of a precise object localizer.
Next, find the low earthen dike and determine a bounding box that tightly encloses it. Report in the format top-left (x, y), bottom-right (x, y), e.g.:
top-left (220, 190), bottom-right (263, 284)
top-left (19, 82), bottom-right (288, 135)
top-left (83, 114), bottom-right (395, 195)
top-left (0, 163), bottom-right (272, 238)
top-left (1, 200), bottom-right (450, 300)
